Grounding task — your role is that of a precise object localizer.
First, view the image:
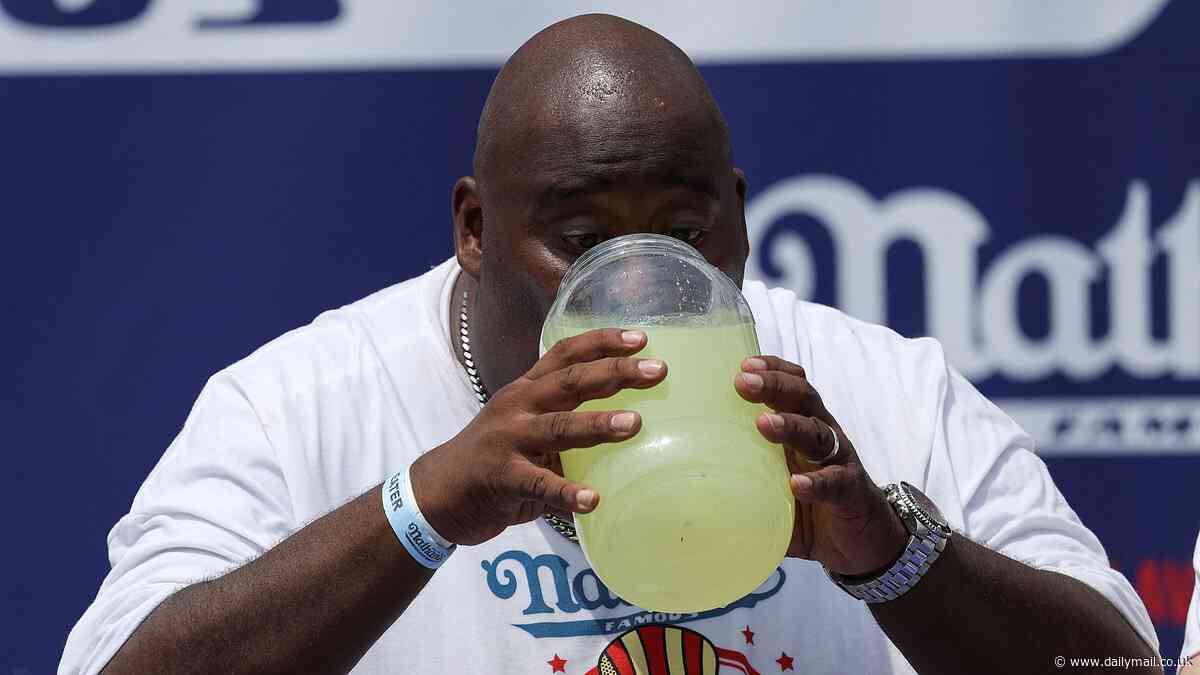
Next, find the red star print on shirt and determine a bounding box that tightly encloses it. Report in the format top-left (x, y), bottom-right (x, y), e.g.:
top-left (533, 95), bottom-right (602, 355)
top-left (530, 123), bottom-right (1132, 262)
top-left (741, 625), bottom-right (756, 645)
top-left (776, 652), bottom-right (795, 671)
top-left (547, 654), bottom-right (567, 673)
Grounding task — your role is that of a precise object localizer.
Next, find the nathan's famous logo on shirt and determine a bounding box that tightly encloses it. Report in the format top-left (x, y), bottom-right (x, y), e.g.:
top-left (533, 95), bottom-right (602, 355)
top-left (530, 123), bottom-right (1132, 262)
top-left (747, 176), bottom-right (1200, 455)
top-left (480, 550), bottom-right (786, 639)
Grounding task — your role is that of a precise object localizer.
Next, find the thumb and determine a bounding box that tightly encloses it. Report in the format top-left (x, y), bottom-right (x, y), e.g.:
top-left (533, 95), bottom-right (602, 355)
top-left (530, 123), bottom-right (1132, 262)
top-left (506, 463), bottom-right (600, 514)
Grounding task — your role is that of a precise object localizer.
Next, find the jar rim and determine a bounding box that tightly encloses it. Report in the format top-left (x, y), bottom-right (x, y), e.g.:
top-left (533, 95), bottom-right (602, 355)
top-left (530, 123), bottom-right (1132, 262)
top-left (559, 233), bottom-right (705, 292)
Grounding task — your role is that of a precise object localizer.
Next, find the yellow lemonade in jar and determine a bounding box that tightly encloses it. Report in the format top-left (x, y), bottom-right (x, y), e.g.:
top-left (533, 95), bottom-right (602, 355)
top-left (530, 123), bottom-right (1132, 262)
top-left (542, 317), bottom-right (794, 612)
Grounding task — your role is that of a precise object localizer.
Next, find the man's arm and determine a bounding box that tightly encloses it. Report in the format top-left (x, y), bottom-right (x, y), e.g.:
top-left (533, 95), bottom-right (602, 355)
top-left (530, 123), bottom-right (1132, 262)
top-left (103, 485), bottom-right (432, 674)
top-left (94, 328), bottom-right (662, 675)
top-left (871, 535), bottom-right (1159, 674)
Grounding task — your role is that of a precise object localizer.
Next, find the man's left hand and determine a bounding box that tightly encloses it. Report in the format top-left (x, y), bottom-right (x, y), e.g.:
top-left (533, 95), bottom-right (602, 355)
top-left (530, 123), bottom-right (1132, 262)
top-left (734, 355), bottom-right (908, 577)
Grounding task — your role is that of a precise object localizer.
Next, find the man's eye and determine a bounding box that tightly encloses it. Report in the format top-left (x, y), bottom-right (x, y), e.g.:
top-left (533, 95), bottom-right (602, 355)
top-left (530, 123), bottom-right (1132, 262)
top-left (670, 228), bottom-right (706, 246)
top-left (563, 233), bottom-right (604, 251)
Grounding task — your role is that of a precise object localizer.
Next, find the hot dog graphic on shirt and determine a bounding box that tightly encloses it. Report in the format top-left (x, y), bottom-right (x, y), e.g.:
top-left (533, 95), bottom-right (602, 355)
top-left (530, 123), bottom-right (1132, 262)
top-left (586, 624), bottom-right (761, 675)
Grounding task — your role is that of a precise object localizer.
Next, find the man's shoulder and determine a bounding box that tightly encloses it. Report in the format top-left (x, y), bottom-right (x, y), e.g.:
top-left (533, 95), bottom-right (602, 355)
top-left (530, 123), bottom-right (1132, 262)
top-left (219, 259), bottom-right (454, 400)
top-left (742, 279), bottom-right (948, 371)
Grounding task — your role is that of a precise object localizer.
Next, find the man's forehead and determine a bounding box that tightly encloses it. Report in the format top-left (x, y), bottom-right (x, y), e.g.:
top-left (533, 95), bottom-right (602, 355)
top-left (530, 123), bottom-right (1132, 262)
top-left (513, 129), bottom-right (725, 209)
top-left (502, 101), bottom-right (725, 176)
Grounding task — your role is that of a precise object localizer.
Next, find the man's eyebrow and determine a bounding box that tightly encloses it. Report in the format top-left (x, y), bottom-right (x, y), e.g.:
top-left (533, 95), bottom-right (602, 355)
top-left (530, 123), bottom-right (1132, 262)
top-left (668, 174), bottom-right (720, 200)
top-left (534, 172), bottom-right (719, 212)
top-left (535, 175), bottom-right (613, 211)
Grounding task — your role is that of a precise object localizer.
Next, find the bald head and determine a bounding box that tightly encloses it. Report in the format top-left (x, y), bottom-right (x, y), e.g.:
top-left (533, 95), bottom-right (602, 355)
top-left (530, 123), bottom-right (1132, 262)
top-left (473, 14), bottom-right (730, 180)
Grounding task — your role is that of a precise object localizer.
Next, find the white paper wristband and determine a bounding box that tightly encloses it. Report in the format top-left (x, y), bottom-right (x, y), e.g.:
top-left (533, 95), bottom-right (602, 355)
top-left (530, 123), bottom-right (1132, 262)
top-left (382, 466), bottom-right (456, 569)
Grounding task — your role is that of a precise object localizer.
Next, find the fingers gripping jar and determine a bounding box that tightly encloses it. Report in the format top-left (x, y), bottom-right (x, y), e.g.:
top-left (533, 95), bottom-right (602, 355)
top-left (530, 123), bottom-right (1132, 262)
top-left (540, 233), bottom-right (795, 612)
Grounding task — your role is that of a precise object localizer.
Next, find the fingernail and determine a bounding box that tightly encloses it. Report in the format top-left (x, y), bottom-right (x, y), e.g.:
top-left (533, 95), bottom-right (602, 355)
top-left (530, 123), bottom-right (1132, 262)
top-left (622, 330), bottom-right (646, 346)
top-left (762, 412), bottom-right (784, 431)
top-left (744, 357), bottom-right (768, 371)
top-left (792, 474), bottom-right (813, 492)
top-left (638, 359), bottom-right (664, 376)
top-left (576, 489), bottom-right (597, 510)
top-left (611, 411), bottom-right (638, 432)
top-left (739, 372), bottom-right (763, 393)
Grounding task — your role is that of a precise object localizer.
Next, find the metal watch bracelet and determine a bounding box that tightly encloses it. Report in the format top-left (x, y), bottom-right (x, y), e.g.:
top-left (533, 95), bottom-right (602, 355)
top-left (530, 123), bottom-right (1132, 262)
top-left (827, 482), bottom-right (952, 604)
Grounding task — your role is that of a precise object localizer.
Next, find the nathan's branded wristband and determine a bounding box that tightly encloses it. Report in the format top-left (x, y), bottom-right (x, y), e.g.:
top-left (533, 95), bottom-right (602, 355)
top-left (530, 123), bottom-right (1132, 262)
top-left (382, 467), bottom-right (456, 569)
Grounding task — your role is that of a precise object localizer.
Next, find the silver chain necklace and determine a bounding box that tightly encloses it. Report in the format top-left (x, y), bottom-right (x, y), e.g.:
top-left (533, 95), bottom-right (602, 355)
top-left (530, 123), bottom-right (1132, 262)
top-left (459, 290), bottom-right (579, 545)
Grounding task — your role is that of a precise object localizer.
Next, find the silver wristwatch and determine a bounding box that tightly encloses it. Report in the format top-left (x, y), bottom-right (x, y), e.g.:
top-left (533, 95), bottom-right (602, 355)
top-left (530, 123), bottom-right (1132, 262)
top-left (827, 482), bottom-right (952, 603)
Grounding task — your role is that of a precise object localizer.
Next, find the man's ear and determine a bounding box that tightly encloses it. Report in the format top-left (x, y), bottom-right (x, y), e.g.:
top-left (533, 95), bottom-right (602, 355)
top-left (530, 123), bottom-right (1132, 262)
top-left (452, 176), bottom-right (483, 280)
top-left (734, 167), bottom-right (750, 256)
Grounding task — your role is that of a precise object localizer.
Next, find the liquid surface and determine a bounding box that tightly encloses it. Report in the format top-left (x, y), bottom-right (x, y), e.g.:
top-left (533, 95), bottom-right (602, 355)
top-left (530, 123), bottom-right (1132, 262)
top-left (541, 320), bottom-right (795, 612)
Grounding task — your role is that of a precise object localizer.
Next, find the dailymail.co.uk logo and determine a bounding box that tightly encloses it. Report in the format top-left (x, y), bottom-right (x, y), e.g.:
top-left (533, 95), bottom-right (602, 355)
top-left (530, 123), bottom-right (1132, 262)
top-left (745, 175), bottom-right (1199, 456)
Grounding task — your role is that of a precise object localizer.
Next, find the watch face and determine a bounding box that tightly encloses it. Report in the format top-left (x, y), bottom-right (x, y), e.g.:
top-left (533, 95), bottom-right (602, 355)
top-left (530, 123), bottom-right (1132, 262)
top-left (899, 482), bottom-right (951, 533)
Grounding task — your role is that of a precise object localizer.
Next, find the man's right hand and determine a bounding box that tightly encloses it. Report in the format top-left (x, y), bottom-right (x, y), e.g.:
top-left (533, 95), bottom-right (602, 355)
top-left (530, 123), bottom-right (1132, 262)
top-left (411, 327), bottom-right (666, 546)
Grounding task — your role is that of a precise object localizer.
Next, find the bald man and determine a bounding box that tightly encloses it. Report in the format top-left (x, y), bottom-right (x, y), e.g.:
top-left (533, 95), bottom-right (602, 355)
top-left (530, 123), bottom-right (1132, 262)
top-left (62, 15), bottom-right (1160, 675)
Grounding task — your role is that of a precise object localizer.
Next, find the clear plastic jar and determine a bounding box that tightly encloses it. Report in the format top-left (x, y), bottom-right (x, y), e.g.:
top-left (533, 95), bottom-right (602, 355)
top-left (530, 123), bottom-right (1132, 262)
top-left (540, 233), bottom-right (794, 612)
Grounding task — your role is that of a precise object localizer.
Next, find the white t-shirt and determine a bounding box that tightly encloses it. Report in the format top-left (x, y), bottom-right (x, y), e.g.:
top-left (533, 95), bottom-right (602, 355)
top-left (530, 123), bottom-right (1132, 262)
top-left (60, 258), bottom-right (1157, 674)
